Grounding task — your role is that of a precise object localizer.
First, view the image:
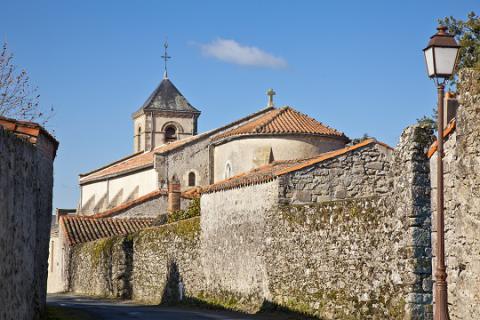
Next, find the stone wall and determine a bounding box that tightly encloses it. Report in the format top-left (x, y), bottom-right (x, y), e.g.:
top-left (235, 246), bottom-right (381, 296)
top-left (67, 126), bottom-right (434, 319)
top-left (200, 181), bottom-right (278, 310)
top-left (111, 195), bottom-right (191, 218)
top-left (387, 125), bottom-right (434, 319)
top-left (198, 130), bottom-right (433, 319)
top-left (430, 69), bottom-right (480, 320)
top-left (0, 127), bottom-right (56, 320)
top-left (68, 217), bottom-right (202, 303)
top-left (156, 137), bottom-right (210, 189)
top-left (278, 142), bottom-right (392, 204)
top-left (265, 198), bottom-right (407, 319)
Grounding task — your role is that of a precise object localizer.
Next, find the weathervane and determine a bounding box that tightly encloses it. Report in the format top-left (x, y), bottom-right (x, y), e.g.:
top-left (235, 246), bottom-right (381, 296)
top-left (162, 39), bottom-right (171, 79)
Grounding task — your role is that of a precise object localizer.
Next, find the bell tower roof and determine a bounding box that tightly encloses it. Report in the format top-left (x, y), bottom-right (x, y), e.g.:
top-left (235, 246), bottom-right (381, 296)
top-left (134, 78), bottom-right (201, 116)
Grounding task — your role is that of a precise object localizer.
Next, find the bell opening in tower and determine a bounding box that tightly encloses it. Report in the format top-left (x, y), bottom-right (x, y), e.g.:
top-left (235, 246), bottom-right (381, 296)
top-left (165, 125), bottom-right (177, 143)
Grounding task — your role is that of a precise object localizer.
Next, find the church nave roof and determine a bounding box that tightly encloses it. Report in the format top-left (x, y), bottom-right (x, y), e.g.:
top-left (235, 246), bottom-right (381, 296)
top-left (212, 106), bottom-right (349, 142)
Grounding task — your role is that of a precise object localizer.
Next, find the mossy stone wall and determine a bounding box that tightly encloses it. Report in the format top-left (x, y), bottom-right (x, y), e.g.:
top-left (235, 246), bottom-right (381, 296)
top-left (68, 124), bottom-right (434, 320)
top-left (68, 217), bottom-right (201, 303)
top-left (264, 198), bottom-right (408, 319)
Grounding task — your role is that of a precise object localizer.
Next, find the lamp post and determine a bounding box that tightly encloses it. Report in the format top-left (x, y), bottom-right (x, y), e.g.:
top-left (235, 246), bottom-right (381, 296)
top-left (423, 25), bottom-right (460, 320)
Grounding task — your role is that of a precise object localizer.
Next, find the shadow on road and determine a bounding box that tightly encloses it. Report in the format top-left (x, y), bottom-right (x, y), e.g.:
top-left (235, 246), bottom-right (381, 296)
top-left (47, 293), bottom-right (320, 320)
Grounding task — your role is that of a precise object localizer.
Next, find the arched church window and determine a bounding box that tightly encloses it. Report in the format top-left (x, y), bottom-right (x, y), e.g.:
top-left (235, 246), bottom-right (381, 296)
top-left (165, 125), bottom-right (177, 143)
top-left (188, 172), bottom-right (196, 187)
top-left (137, 127), bottom-right (142, 152)
top-left (224, 162), bottom-right (233, 179)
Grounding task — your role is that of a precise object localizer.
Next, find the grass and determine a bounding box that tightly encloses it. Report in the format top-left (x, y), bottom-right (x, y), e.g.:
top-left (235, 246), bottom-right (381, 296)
top-left (46, 306), bottom-right (96, 320)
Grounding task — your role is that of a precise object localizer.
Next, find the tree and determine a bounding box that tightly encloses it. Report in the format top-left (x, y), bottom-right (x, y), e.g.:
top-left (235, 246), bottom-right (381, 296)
top-left (439, 11), bottom-right (480, 76)
top-left (0, 41), bottom-right (52, 124)
top-left (350, 133), bottom-right (372, 146)
top-left (416, 111), bottom-right (436, 132)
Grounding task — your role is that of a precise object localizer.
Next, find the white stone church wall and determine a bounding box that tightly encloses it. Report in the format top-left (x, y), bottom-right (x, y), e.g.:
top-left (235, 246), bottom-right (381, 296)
top-left (108, 168), bottom-right (157, 202)
top-left (213, 135), bottom-right (345, 182)
top-left (80, 168), bottom-right (157, 215)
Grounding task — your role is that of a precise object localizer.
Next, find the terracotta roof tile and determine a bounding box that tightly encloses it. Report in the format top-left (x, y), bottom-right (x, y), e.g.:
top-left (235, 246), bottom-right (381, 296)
top-left (61, 216), bottom-right (154, 246)
top-left (201, 159), bottom-right (305, 194)
top-left (213, 107), bottom-right (348, 142)
top-left (427, 119), bottom-right (456, 158)
top-left (202, 139), bottom-right (391, 194)
top-left (80, 135), bottom-right (200, 183)
top-left (0, 116), bottom-right (58, 148)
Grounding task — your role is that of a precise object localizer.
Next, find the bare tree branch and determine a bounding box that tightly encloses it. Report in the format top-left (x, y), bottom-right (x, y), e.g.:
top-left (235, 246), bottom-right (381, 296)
top-left (0, 41), bottom-right (53, 125)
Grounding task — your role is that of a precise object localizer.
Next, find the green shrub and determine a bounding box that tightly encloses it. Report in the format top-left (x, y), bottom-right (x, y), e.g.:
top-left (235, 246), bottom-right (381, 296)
top-left (167, 197), bottom-right (200, 223)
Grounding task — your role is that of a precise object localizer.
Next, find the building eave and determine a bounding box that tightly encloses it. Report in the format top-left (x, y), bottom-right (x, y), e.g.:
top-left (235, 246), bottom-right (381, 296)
top-left (79, 163), bottom-right (154, 185)
top-left (211, 132), bottom-right (351, 147)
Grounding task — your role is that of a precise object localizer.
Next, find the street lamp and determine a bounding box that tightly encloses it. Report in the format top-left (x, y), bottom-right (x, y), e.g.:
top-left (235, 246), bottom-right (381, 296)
top-left (423, 25), bottom-right (460, 320)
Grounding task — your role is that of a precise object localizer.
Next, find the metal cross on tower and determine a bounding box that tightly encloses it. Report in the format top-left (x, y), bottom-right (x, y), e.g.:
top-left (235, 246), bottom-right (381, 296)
top-left (162, 40), bottom-right (171, 79)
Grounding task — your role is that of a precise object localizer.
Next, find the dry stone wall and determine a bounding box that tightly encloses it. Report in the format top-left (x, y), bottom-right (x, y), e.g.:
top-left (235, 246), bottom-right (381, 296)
top-left (0, 128), bottom-right (55, 320)
top-left (278, 143), bottom-right (392, 205)
top-left (430, 69), bottom-right (480, 320)
top-left (265, 198), bottom-right (407, 319)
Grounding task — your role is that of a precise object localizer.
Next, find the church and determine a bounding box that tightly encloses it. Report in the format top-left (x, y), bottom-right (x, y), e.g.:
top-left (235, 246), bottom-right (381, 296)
top-left (75, 70), bottom-right (350, 217)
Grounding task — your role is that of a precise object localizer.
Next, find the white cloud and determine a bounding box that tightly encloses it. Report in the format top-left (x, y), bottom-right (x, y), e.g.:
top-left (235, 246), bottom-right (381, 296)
top-left (199, 38), bottom-right (287, 69)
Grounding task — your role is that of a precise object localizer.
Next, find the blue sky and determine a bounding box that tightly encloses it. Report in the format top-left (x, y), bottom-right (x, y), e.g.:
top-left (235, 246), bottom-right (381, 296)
top-left (0, 1), bottom-right (477, 210)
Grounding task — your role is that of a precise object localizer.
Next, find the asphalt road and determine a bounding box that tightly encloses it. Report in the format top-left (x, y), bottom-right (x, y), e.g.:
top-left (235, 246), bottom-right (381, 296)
top-left (47, 294), bottom-right (268, 320)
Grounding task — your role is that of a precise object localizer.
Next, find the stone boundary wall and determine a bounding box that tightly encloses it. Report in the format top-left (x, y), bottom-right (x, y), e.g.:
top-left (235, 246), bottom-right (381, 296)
top-left (391, 125), bottom-right (434, 319)
top-left (430, 69), bottom-right (480, 320)
top-left (67, 125), bottom-right (434, 319)
top-left (197, 125), bottom-right (433, 319)
top-left (199, 181), bottom-right (278, 310)
top-left (265, 198), bottom-right (408, 318)
top-left (68, 217), bottom-right (202, 303)
top-left (0, 128), bottom-right (55, 320)
top-left (278, 142), bottom-right (392, 205)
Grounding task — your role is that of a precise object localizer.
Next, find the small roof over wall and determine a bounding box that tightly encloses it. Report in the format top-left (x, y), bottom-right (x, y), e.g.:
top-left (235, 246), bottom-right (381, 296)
top-left (0, 116), bottom-right (59, 157)
top-left (427, 119), bottom-right (456, 158)
top-left (61, 216), bottom-right (154, 246)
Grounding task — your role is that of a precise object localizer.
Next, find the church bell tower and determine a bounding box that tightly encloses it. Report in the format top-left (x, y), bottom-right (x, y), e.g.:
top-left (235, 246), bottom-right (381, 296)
top-left (132, 42), bottom-right (201, 152)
